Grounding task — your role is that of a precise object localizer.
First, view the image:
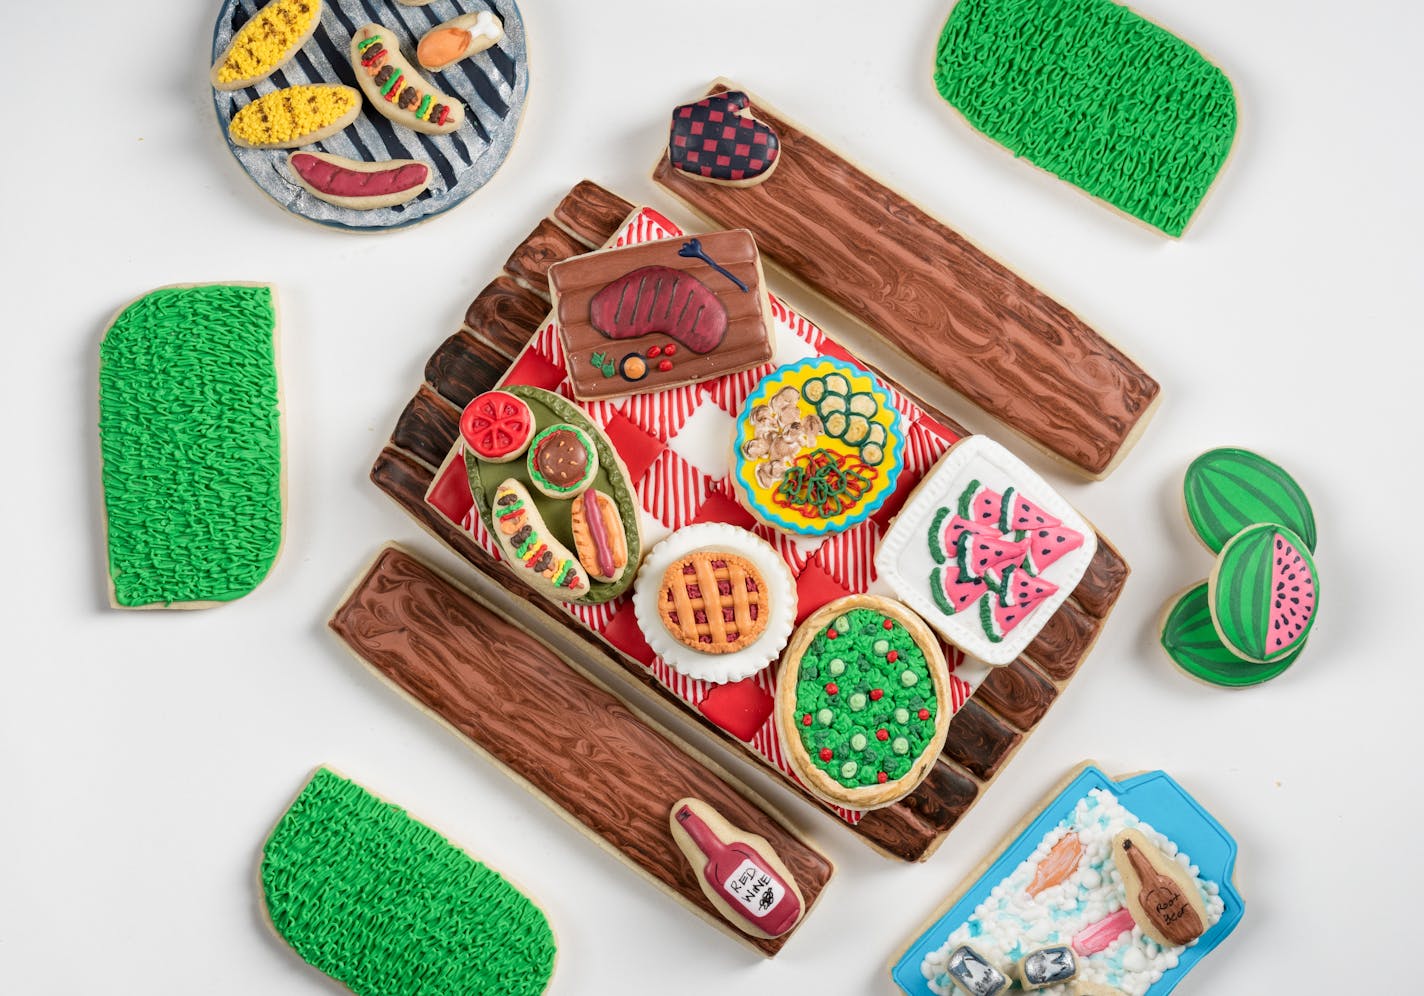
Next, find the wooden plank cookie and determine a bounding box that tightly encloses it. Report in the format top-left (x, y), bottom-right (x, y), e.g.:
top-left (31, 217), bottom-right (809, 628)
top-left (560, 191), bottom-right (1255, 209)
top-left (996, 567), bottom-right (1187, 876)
top-left (328, 545), bottom-right (834, 957)
top-left (652, 81), bottom-right (1161, 478)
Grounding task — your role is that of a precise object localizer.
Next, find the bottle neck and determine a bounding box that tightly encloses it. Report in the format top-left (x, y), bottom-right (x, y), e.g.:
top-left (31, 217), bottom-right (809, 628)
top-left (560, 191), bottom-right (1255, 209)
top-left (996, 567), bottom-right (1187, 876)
top-left (676, 806), bottom-right (727, 858)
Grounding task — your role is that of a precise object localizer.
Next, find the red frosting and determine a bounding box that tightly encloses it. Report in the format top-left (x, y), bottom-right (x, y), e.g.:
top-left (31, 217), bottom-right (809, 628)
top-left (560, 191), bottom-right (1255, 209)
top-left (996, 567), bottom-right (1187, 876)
top-left (291, 154), bottom-right (429, 198)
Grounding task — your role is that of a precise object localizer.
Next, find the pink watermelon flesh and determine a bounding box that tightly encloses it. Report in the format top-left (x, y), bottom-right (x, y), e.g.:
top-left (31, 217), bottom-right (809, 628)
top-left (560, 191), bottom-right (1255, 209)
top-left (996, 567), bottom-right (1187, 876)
top-left (1271, 533), bottom-right (1316, 656)
top-left (981, 565), bottom-right (1059, 641)
top-left (958, 529), bottom-right (1031, 580)
top-left (958, 480), bottom-right (1005, 530)
top-left (1023, 525), bottom-right (1085, 575)
top-left (936, 514), bottom-right (998, 562)
top-left (999, 486), bottom-right (1062, 533)
top-left (934, 565), bottom-right (989, 615)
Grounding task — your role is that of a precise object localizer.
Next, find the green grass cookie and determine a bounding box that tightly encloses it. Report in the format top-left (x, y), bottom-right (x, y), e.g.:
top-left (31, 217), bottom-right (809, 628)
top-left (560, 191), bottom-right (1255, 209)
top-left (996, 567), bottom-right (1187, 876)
top-left (261, 768), bottom-right (556, 996)
top-left (97, 284), bottom-right (282, 607)
top-left (934, 0), bottom-right (1237, 236)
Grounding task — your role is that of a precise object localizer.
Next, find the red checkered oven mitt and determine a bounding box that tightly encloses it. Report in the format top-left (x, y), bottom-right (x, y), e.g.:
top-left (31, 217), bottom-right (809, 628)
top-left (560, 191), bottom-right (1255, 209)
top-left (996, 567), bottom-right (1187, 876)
top-left (669, 91), bottom-right (781, 184)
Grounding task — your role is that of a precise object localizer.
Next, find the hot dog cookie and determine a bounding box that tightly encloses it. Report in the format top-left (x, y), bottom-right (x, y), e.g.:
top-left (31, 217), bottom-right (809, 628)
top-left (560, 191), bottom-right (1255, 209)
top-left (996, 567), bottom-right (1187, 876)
top-left (287, 152), bottom-right (431, 210)
top-left (228, 84), bottom-right (361, 149)
top-left (418, 12), bottom-right (504, 72)
top-left (570, 489), bottom-right (629, 584)
top-left (211, 0), bottom-right (322, 91)
top-left (490, 479), bottom-right (589, 601)
top-left (351, 24), bottom-right (463, 135)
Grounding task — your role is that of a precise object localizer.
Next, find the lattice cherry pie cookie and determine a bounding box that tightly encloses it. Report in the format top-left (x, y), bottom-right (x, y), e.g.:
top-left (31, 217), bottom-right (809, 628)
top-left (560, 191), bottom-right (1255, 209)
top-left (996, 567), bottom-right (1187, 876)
top-left (657, 552), bottom-right (771, 654)
top-left (633, 523), bottom-right (795, 684)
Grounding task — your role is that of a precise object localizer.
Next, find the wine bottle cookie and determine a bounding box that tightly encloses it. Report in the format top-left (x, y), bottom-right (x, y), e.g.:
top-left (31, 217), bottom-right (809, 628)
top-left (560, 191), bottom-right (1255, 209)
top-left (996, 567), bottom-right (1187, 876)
top-left (669, 798), bottom-right (805, 940)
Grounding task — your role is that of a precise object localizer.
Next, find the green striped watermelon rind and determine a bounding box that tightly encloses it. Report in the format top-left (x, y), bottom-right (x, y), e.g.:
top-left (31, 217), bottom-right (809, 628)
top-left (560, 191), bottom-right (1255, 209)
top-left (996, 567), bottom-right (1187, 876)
top-left (1161, 582), bottom-right (1302, 687)
top-left (1184, 447), bottom-right (1316, 554)
top-left (1207, 523), bottom-right (1318, 665)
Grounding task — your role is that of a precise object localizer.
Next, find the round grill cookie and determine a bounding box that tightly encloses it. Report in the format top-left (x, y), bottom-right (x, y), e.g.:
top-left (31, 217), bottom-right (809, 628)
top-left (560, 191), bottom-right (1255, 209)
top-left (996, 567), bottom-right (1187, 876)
top-left (775, 595), bottom-right (950, 810)
top-left (633, 524), bottom-right (796, 684)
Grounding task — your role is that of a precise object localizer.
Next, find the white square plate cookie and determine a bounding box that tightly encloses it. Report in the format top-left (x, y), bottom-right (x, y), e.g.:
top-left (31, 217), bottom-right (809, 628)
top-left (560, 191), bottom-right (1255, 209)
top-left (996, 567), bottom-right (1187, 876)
top-left (875, 436), bottom-right (1096, 666)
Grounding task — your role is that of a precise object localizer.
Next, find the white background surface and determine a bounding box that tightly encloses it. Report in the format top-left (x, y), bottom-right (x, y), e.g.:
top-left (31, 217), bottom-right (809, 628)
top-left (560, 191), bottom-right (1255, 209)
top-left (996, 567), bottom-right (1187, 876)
top-left (4, 1), bottom-right (1421, 992)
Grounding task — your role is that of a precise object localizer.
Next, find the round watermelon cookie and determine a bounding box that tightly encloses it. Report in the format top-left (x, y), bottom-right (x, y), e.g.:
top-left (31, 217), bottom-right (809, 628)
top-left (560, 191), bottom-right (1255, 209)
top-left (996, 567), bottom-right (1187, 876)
top-left (460, 391), bottom-right (535, 464)
top-left (775, 595), bottom-right (950, 810)
top-left (1208, 523), bottom-right (1318, 665)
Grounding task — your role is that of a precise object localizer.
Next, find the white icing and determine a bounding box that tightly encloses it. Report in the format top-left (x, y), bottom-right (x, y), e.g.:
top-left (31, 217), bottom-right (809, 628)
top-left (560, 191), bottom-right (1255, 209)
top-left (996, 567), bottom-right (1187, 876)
top-left (875, 435), bottom-right (1097, 666)
top-left (919, 790), bottom-right (1224, 996)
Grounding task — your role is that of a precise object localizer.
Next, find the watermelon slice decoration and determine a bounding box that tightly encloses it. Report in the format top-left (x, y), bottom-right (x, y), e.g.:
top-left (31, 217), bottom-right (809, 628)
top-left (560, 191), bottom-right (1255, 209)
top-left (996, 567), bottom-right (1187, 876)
top-left (956, 529), bottom-right (1031, 581)
top-left (998, 486), bottom-right (1061, 534)
top-left (460, 391), bottom-right (535, 462)
top-left (930, 565), bottom-right (990, 616)
top-left (981, 563), bottom-right (1060, 641)
top-left (928, 507), bottom-right (997, 565)
top-left (957, 480), bottom-right (1004, 531)
top-left (1022, 525), bottom-right (1086, 576)
top-left (1210, 524), bottom-right (1318, 663)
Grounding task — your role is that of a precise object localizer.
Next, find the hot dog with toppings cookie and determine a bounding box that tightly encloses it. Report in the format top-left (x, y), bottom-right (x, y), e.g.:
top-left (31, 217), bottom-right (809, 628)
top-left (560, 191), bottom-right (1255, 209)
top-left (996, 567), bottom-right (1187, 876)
top-left (286, 152), bottom-right (431, 210)
top-left (490, 479), bottom-right (590, 601)
top-left (350, 24), bottom-right (463, 135)
top-left (570, 489), bottom-right (631, 584)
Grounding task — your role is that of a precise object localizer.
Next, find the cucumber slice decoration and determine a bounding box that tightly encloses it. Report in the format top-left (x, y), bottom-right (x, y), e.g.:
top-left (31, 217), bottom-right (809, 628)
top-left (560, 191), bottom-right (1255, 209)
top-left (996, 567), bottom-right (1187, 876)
top-left (802, 377), bottom-right (827, 404)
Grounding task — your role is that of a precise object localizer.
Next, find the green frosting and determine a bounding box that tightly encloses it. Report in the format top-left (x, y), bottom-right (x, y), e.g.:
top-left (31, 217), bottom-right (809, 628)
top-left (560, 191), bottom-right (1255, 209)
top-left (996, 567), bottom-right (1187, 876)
top-left (1211, 524), bottom-right (1317, 663)
top-left (1162, 582), bottom-right (1301, 688)
top-left (1184, 447), bottom-right (1316, 554)
top-left (794, 608), bottom-right (938, 788)
top-left (98, 285), bottom-right (282, 606)
top-left (934, 0), bottom-right (1237, 237)
top-left (262, 768), bottom-right (556, 996)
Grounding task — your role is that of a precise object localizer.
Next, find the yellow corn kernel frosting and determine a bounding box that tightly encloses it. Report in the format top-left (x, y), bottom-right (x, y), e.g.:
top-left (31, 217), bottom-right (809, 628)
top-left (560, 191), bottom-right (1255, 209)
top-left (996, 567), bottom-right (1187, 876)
top-left (228, 85), bottom-right (357, 147)
top-left (215, 0), bottom-right (321, 86)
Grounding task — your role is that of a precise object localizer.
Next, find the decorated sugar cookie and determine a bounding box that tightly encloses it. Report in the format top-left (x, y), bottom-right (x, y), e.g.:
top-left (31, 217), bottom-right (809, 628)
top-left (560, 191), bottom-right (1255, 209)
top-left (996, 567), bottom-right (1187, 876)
top-left (1161, 448), bottom-right (1319, 687)
top-left (632, 523), bottom-right (796, 684)
top-left (732, 357), bottom-right (904, 536)
top-left (98, 284), bottom-right (283, 609)
top-left (547, 230), bottom-right (775, 401)
top-left (940, 946), bottom-right (1011, 995)
top-left (1017, 946), bottom-right (1079, 990)
top-left (933, 0), bottom-right (1237, 237)
top-left (228, 84), bottom-right (361, 149)
top-left (570, 489), bottom-right (629, 583)
top-left (892, 765), bottom-right (1244, 996)
top-left (459, 391), bottom-right (535, 464)
top-left (669, 798), bottom-right (805, 940)
top-left (1112, 829), bottom-right (1208, 948)
top-left (775, 595), bottom-right (950, 810)
top-left (527, 424), bottom-right (598, 499)
top-left (286, 152), bottom-right (430, 211)
top-left (668, 90), bottom-right (782, 187)
top-left (261, 767), bottom-right (556, 996)
top-left (876, 436), bottom-right (1096, 666)
top-left (489, 479), bottom-right (590, 600)
top-left (210, 0), bottom-right (322, 91)
top-left (352, 25), bottom-right (463, 135)
top-left (418, 11), bottom-right (504, 72)
top-left (1208, 524), bottom-right (1317, 665)
top-left (454, 385), bottom-right (641, 605)
top-left (1182, 447), bottom-right (1317, 554)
